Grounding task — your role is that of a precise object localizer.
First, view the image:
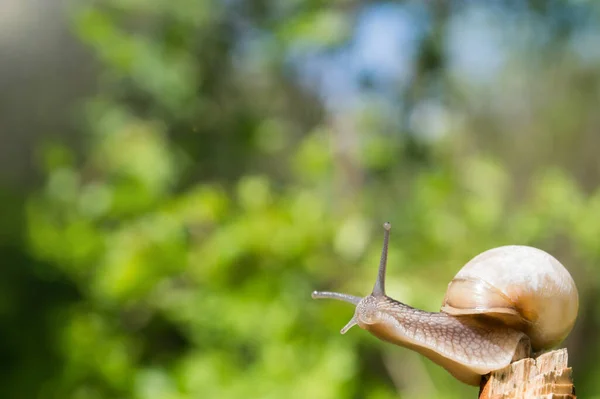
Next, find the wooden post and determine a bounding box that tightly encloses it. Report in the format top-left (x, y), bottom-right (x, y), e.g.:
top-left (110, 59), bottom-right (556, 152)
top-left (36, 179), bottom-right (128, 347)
top-left (478, 349), bottom-right (575, 399)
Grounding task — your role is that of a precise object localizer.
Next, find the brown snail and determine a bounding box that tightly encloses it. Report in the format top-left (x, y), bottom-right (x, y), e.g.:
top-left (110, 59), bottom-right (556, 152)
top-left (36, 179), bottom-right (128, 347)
top-left (312, 222), bottom-right (578, 386)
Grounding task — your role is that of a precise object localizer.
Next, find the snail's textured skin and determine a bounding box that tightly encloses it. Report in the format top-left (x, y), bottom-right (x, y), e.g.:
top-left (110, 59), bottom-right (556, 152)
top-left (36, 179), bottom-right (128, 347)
top-left (356, 296), bottom-right (530, 385)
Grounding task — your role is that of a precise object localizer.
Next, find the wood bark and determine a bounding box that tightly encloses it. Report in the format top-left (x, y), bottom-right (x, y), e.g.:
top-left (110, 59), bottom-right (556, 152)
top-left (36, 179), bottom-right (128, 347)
top-left (478, 349), bottom-right (575, 399)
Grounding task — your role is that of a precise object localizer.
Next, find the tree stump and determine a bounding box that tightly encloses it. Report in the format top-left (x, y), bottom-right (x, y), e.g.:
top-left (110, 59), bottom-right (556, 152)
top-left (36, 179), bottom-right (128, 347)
top-left (478, 349), bottom-right (575, 399)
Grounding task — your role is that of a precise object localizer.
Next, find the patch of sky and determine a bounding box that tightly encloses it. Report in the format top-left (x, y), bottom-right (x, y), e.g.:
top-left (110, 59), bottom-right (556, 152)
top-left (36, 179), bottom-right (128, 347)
top-left (445, 4), bottom-right (509, 85)
top-left (569, 22), bottom-right (600, 65)
top-left (288, 2), bottom-right (428, 113)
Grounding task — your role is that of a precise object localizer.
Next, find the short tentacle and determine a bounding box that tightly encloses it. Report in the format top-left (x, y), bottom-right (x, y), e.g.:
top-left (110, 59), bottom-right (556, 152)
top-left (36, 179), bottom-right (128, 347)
top-left (340, 316), bottom-right (358, 334)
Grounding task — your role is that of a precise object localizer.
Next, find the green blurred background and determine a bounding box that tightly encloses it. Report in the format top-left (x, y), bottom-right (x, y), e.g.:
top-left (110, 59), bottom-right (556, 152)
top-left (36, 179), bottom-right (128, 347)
top-left (2, 0), bottom-right (600, 398)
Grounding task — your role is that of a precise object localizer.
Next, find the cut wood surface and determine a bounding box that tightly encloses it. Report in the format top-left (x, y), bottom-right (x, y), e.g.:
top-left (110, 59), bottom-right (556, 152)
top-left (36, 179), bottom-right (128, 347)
top-left (478, 349), bottom-right (575, 399)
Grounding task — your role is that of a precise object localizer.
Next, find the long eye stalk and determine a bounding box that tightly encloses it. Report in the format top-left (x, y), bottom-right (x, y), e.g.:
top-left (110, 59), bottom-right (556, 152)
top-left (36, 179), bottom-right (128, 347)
top-left (311, 222), bottom-right (392, 334)
top-left (311, 291), bottom-right (361, 305)
top-left (372, 222), bottom-right (391, 297)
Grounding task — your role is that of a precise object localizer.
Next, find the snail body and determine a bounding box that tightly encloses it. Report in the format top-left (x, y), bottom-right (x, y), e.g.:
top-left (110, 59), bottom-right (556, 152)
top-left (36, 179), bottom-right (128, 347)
top-left (312, 223), bottom-right (578, 386)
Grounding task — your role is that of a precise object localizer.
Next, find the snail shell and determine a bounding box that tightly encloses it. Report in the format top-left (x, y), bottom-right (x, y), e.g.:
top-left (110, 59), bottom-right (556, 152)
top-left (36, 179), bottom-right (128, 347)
top-left (442, 245), bottom-right (578, 351)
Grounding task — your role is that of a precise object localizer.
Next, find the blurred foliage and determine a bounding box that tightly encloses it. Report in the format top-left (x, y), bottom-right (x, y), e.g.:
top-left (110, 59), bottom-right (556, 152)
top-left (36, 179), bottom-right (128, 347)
top-left (4, 0), bottom-right (600, 398)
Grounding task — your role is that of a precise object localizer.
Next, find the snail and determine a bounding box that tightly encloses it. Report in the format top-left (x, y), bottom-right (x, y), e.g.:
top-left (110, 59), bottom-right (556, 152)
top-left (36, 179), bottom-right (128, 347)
top-left (312, 222), bottom-right (578, 386)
